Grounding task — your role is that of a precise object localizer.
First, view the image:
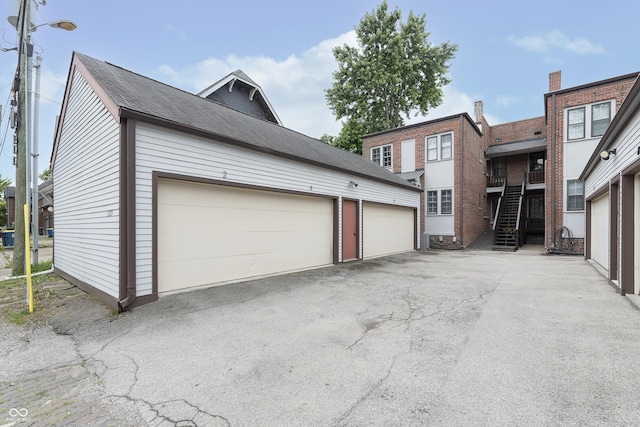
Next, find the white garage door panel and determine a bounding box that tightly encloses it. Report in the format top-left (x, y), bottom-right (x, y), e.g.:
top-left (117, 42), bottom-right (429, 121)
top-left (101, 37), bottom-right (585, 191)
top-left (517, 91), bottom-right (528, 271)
top-left (159, 180), bottom-right (333, 292)
top-left (590, 193), bottom-right (609, 271)
top-left (363, 203), bottom-right (414, 258)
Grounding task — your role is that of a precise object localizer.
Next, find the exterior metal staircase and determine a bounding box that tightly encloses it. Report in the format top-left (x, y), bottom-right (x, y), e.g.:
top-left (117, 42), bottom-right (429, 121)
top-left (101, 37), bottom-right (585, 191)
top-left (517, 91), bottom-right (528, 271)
top-left (492, 183), bottom-right (524, 251)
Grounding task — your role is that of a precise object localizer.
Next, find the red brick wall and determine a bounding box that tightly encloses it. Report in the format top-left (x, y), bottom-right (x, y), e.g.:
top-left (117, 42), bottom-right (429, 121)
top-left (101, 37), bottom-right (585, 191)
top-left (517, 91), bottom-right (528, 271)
top-left (545, 75), bottom-right (637, 248)
top-left (489, 117), bottom-right (546, 148)
top-left (363, 115), bottom-right (488, 246)
top-left (460, 118), bottom-right (491, 246)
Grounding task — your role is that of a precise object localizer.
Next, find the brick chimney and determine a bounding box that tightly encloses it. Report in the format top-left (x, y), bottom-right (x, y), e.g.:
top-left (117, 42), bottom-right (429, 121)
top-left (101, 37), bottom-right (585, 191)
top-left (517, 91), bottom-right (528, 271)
top-left (474, 100), bottom-right (483, 123)
top-left (549, 71), bottom-right (561, 92)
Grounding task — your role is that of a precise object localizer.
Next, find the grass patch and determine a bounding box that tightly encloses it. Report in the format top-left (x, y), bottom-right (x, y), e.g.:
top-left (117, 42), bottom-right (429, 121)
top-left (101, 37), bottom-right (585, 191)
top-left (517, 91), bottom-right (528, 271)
top-left (6, 309), bottom-right (30, 325)
top-left (32, 260), bottom-right (53, 273)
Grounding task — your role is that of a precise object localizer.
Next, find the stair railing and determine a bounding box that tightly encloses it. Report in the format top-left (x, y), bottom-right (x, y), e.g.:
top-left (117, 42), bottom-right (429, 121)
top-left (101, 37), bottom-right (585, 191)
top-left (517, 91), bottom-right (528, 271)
top-left (492, 179), bottom-right (507, 231)
top-left (515, 178), bottom-right (525, 246)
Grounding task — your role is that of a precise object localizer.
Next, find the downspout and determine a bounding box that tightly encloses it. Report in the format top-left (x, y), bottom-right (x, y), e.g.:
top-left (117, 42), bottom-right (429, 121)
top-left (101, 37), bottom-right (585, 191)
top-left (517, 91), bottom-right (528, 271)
top-left (459, 118), bottom-right (464, 246)
top-left (118, 118), bottom-right (137, 310)
top-left (550, 94), bottom-right (557, 249)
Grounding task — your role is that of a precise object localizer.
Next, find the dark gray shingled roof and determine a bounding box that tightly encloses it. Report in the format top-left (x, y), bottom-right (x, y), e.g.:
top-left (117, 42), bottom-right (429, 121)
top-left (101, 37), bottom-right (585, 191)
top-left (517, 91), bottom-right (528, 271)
top-left (74, 53), bottom-right (417, 191)
top-left (485, 138), bottom-right (546, 158)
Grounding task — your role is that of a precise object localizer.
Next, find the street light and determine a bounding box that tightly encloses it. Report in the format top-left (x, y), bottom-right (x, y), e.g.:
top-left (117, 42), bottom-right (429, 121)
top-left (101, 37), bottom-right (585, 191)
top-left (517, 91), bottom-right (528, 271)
top-left (31, 19), bottom-right (77, 32)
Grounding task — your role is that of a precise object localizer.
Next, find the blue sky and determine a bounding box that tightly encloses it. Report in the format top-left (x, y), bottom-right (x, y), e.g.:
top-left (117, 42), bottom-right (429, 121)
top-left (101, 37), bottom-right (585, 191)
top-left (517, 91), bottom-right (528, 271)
top-left (1, 0), bottom-right (638, 184)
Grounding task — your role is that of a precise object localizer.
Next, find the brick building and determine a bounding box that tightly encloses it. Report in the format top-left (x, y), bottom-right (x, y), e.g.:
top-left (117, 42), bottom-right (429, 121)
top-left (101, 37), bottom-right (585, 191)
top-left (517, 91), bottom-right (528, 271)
top-left (363, 70), bottom-right (638, 252)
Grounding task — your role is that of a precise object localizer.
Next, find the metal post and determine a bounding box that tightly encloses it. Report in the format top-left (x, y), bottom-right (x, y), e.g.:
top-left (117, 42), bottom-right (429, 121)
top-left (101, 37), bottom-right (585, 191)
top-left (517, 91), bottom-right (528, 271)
top-left (31, 55), bottom-right (41, 265)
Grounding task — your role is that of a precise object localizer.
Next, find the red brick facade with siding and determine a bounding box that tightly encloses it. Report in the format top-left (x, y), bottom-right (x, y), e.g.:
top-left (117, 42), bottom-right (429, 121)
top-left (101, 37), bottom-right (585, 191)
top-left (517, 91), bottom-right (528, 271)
top-left (363, 70), bottom-right (638, 252)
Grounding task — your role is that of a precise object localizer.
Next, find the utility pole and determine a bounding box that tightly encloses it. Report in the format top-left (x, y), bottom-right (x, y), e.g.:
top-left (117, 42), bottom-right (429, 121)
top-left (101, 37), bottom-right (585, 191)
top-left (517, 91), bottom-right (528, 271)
top-left (12, 0), bottom-right (29, 276)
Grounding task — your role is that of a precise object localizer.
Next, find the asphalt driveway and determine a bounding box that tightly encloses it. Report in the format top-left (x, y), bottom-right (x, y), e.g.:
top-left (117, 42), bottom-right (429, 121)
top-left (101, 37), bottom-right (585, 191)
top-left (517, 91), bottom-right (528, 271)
top-left (2, 247), bottom-right (640, 426)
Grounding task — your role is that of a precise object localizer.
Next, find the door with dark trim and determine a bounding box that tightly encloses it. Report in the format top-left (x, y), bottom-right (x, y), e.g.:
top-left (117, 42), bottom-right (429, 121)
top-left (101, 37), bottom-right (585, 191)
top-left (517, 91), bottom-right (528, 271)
top-left (342, 200), bottom-right (358, 261)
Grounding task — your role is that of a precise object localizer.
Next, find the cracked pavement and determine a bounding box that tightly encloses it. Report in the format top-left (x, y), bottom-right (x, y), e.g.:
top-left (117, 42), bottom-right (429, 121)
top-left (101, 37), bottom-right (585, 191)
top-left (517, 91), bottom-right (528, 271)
top-left (3, 247), bottom-right (640, 426)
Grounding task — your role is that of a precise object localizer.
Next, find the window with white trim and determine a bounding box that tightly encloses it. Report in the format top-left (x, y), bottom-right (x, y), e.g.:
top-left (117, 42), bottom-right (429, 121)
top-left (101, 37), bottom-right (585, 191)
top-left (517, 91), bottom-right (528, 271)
top-left (567, 180), bottom-right (584, 211)
top-left (567, 107), bottom-right (585, 140)
top-left (425, 132), bottom-right (453, 161)
top-left (371, 144), bottom-right (392, 169)
top-left (426, 189), bottom-right (453, 215)
top-left (427, 191), bottom-right (438, 214)
top-left (426, 137), bottom-right (437, 161)
top-left (566, 101), bottom-right (613, 141)
top-left (441, 189), bottom-right (453, 214)
top-left (591, 102), bottom-right (611, 137)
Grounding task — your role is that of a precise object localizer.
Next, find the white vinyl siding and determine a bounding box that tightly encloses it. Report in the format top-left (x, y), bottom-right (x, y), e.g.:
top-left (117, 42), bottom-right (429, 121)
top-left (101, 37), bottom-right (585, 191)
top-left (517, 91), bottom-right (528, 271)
top-left (53, 71), bottom-right (121, 298)
top-left (136, 123), bottom-right (421, 295)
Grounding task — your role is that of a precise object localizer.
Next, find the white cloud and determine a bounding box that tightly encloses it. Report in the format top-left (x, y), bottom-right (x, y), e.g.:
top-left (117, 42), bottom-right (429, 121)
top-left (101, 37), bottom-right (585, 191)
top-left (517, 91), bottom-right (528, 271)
top-left (508, 30), bottom-right (605, 55)
top-left (496, 94), bottom-right (519, 108)
top-left (158, 30), bottom-right (482, 137)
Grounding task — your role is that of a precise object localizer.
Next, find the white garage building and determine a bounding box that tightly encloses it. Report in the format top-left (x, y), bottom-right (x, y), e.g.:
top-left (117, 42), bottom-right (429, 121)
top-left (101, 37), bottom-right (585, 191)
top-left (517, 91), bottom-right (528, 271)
top-left (51, 53), bottom-right (421, 310)
top-left (580, 75), bottom-right (640, 296)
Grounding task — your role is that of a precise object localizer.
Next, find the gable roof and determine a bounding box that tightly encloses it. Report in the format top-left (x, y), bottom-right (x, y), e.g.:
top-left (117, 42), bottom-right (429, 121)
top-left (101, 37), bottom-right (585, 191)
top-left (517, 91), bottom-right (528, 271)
top-left (52, 53), bottom-right (417, 192)
top-left (197, 69), bottom-right (282, 125)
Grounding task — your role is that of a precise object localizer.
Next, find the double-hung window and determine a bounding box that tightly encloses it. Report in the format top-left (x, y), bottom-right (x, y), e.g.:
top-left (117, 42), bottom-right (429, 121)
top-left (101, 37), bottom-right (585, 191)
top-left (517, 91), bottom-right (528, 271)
top-left (440, 134), bottom-right (452, 159)
top-left (426, 137), bottom-right (438, 161)
top-left (441, 189), bottom-right (453, 214)
top-left (567, 180), bottom-right (584, 211)
top-left (426, 133), bottom-right (453, 161)
top-left (592, 102), bottom-right (611, 137)
top-left (371, 144), bottom-right (392, 169)
top-left (566, 101), bottom-right (612, 141)
top-left (568, 107), bottom-right (585, 140)
top-left (427, 191), bottom-right (438, 214)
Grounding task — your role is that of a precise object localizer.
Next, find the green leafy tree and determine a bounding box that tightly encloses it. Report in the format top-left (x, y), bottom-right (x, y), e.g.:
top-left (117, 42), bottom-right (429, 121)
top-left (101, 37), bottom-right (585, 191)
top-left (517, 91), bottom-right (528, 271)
top-left (0, 174), bottom-right (12, 228)
top-left (325, 1), bottom-right (457, 153)
top-left (39, 168), bottom-right (52, 182)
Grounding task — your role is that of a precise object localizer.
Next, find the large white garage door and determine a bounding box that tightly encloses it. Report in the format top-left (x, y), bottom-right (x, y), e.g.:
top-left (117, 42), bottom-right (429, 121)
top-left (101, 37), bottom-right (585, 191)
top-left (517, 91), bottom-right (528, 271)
top-left (590, 193), bottom-right (609, 271)
top-left (363, 203), bottom-right (415, 258)
top-left (158, 180), bottom-right (333, 293)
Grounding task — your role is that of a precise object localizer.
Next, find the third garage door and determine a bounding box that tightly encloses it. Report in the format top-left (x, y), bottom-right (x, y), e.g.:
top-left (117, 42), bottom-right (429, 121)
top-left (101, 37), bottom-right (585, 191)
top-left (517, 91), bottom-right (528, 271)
top-left (363, 203), bottom-right (415, 258)
top-left (158, 179), bottom-right (334, 293)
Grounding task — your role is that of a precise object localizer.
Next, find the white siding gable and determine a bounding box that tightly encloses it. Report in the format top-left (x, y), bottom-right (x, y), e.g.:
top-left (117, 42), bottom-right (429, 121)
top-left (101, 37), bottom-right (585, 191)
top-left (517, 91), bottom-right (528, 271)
top-left (53, 71), bottom-right (121, 298)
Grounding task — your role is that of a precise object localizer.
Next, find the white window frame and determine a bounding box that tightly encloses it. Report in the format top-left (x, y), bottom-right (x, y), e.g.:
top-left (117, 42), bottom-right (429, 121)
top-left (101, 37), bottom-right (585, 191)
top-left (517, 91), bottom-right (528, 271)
top-left (425, 132), bottom-right (454, 162)
top-left (441, 189), bottom-right (453, 215)
top-left (567, 180), bottom-right (584, 211)
top-left (426, 137), bottom-right (437, 161)
top-left (371, 144), bottom-right (393, 169)
top-left (565, 100), bottom-right (614, 141)
top-left (427, 190), bottom-right (438, 215)
top-left (426, 189), bottom-right (453, 216)
top-left (591, 102), bottom-right (611, 137)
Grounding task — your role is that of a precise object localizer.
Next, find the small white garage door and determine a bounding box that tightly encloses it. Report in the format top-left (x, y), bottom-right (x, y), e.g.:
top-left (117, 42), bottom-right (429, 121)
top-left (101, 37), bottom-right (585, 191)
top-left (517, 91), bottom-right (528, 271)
top-left (158, 180), bottom-right (333, 293)
top-left (363, 203), bottom-right (415, 258)
top-left (590, 193), bottom-right (609, 271)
